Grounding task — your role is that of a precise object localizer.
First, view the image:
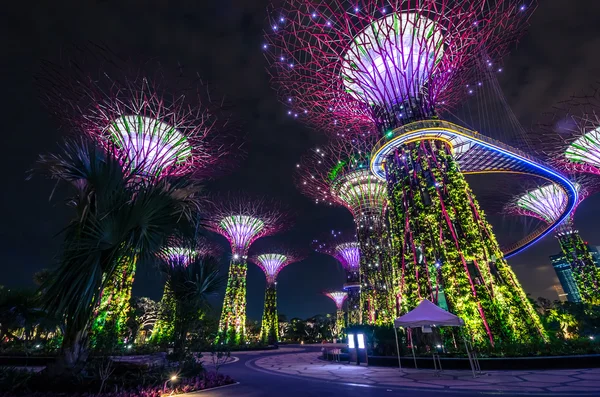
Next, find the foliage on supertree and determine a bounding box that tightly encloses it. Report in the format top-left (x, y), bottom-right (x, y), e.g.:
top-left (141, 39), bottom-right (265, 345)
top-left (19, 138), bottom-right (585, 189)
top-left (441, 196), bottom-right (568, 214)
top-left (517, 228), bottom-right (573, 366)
top-left (265, 0), bottom-right (535, 135)
top-left (266, 0), bottom-right (544, 348)
top-left (386, 142), bottom-right (547, 346)
top-left (151, 236), bottom-right (223, 345)
top-left (90, 255), bottom-right (136, 350)
top-left (505, 176), bottom-right (600, 304)
top-left (313, 231), bottom-right (362, 325)
top-left (250, 248), bottom-right (304, 344)
top-left (323, 290), bottom-right (348, 339)
top-left (296, 137), bottom-right (395, 325)
top-left (204, 195), bottom-right (291, 344)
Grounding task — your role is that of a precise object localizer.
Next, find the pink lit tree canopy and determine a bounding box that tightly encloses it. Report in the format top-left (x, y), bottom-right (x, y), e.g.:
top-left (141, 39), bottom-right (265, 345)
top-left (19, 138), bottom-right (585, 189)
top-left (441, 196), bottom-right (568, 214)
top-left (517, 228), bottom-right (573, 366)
top-left (265, 0), bottom-right (535, 134)
top-left (505, 176), bottom-right (598, 230)
top-left (313, 231), bottom-right (361, 273)
top-left (324, 291), bottom-right (348, 311)
top-left (251, 250), bottom-right (303, 285)
top-left (39, 51), bottom-right (239, 179)
top-left (205, 195), bottom-right (291, 257)
top-left (296, 137), bottom-right (386, 218)
top-left (538, 87), bottom-right (600, 177)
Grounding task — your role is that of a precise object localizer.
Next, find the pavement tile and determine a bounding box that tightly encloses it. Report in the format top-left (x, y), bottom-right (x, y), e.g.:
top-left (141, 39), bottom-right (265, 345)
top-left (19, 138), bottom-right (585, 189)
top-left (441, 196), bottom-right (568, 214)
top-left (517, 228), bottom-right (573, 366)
top-left (520, 374), bottom-right (576, 383)
top-left (548, 386), bottom-right (600, 392)
top-left (574, 374), bottom-right (600, 380)
top-left (564, 380), bottom-right (600, 387)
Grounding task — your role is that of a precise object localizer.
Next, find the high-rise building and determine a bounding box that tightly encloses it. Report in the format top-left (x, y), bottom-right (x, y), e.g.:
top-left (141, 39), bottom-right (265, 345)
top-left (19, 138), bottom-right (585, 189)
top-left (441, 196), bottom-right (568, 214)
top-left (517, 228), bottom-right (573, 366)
top-left (550, 244), bottom-right (600, 303)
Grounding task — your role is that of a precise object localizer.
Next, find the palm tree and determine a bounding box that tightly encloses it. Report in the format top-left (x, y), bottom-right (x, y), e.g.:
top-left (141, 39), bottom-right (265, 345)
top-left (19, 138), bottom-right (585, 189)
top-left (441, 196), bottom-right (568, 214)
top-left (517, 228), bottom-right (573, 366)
top-left (34, 138), bottom-right (201, 374)
top-left (160, 253), bottom-right (224, 356)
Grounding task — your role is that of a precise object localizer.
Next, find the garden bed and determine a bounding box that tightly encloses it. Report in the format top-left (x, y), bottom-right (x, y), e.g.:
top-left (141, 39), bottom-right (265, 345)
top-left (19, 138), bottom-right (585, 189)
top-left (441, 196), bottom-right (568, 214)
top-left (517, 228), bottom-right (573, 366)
top-left (0, 370), bottom-right (234, 397)
top-left (322, 351), bottom-right (600, 370)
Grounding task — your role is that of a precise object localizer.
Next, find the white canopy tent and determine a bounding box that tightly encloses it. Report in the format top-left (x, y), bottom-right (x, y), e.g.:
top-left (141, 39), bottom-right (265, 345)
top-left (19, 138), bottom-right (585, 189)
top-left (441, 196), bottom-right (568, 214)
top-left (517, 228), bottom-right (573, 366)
top-left (394, 299), bottom-right (465, 328)
top-left (393, 300), bottom-right (479, 376)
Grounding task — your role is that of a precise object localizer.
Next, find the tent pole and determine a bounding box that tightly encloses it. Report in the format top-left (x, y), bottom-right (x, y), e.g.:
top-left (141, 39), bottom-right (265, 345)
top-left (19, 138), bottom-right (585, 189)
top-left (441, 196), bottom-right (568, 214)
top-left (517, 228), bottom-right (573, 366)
top-left (463, 335), bottom-right (476, 378)
top-left (394, 327), bottom-right (402, 370)
top-left (410, 328), bottom-right (417, 369)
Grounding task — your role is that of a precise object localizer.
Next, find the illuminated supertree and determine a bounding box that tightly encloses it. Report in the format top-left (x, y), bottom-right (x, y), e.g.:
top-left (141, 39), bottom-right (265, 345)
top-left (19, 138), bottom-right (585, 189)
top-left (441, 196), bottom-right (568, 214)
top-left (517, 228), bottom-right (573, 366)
top-left (41, 52), bottom-right (239, 346)
top-left (313, 231), bottom-right (361, 325)
top-left (151, 236), bottom-right (224, 345)
top-left (250, 249), bottom-right (303, 344)
top-left (266, 0), bottom-right (547, 346)
top-left (297, 138), bottom-right (395, 325)
top-left (506, 177), bottom-right (600, 304)
top-left (323, 291), bottom-right (348, 338)
top-left (205, 196), bottom-right (290, 344)
top-left (539, 86), bottom-right (600, 177)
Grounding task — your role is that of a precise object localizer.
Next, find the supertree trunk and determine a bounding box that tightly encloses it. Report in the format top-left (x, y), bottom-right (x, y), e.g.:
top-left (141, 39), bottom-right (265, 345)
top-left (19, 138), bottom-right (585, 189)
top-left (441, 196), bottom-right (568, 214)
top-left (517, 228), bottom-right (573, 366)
top-left (346, 286), bottom-right (361, 327)
top-left (335, 309), bottom-right (345, 338)
top-left (356, 216), bottom-right (397, 326)
top-left (91, 256), bottom-right (136, 348)
top-left (557, 221), bottom-right (600, 304)
top-left (149, 284), bottom-right (176, 345)
top-left (260, 284), bottom-right (279, 344)
top-left (218, 258), bottom-right (247, 344)
top-left (385, 139), bottom-right (546, 347)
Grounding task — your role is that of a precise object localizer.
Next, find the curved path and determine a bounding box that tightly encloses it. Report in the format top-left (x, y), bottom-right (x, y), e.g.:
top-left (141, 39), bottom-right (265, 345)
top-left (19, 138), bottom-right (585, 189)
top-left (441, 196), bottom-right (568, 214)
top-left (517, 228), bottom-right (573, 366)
top-left (190, 346), bottom-right (600, 396)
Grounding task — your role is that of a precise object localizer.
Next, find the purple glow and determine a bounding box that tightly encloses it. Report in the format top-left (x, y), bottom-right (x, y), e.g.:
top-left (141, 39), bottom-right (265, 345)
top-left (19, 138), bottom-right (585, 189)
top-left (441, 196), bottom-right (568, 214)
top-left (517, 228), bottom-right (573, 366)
top-left (219, 215), bottom-right (265, 255)
top-left (255, 253), bottom-right (288, 284)
top-left (162, 247), bottom-right (195, 266)
top-left (335, 242), bottom-right (361, 271)
top-left (324, 291), bottom-right (348, 310)
top-left (342, 12), bottom-right (443, 107)
top-left (108, 115), bottom-right (191, 177)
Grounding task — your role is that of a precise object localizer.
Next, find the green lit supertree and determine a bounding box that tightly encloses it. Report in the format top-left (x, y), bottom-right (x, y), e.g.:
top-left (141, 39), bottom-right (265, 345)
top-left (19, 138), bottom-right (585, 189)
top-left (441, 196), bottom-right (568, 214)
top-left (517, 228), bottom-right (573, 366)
top-left (151, 237), bottom-right (224, 345)
top-left (266, 0), bottom-right (547, 347)
top-left (323, 291), bottom-right (348, 339)
top-left (205, 196), bottom-right (290, 344)
top-left (250, 249), bottom-right (303, 344)
top-left (297, 138), bottom-right (395, 325)
top-left (313, 231), bottom-right (362, 326)
top-left (507, 177), bottom-right (600, 304)
top-left (40, 51), bottom-right (238, 348)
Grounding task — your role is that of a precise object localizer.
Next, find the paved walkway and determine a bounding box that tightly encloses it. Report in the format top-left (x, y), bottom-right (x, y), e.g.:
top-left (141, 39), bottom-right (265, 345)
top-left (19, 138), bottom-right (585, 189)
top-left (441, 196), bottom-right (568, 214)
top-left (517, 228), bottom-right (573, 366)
top-left (251, 350), bottom-right (600, 393)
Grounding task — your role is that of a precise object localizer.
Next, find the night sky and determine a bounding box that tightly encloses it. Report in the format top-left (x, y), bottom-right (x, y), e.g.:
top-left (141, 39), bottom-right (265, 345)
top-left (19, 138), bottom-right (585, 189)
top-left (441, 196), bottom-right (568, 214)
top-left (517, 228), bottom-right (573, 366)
top-left (3, 0), bottom-right (600, 322)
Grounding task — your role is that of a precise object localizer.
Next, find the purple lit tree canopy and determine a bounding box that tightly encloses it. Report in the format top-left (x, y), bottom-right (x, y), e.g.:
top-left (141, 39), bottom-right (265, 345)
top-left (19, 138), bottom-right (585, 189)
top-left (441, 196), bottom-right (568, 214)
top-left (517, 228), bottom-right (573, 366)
top-left (265, 0), bottom-right (534, 134)
top-left (324, 291), bottom-right (348, 311)
top-left (539, 87), bottom-right (600, 177)
top-left (39, 51), bottom-right (239, 179)
top-left (313, 231), bottom-right (361, 274)
top-left (296, 137), bottom-right (386, 217)
top-left (251, 251), bottom-right (302, 285)
top-left (206, 196), bottom-right (290, 257)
